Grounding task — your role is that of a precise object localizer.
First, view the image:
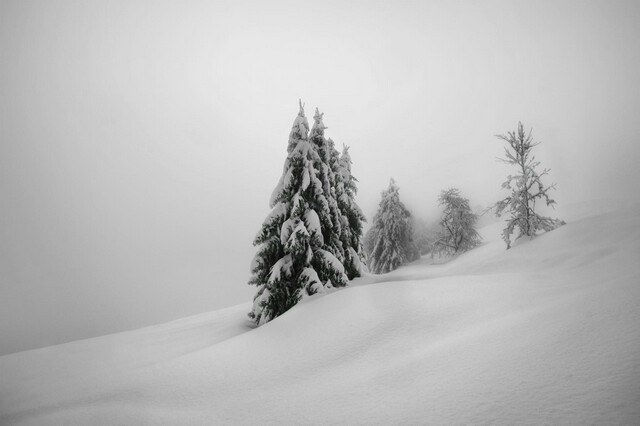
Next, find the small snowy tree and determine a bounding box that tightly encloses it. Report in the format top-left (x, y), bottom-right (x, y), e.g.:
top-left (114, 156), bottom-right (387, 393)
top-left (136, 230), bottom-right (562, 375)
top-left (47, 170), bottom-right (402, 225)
top-left (434, 188), bottom-right (481, 256)
top-left (366, 179), bottom-right (418, 274)
top-left (493, 122), bottom-right (564, 249)
top-left (286, 100), bottom-right (310, 155)
top-left (335, 144), bottom-right (367, 279)
top-left (248, 102), bottom-right (348, 325)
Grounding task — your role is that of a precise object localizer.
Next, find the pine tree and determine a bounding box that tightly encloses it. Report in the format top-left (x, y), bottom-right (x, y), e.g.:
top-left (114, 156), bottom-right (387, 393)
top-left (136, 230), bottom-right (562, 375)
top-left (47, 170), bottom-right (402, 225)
top-left (435, 188), bottom-right (481, 255)
top-left (308, 109), bottom-right (346, 275)
top-left (248, 102), bottom-right (348, 325)
top-left (336, 144), bottom-right (367, 278)
top-left (286, 100), bottom-right (310, 154)
top-left (493, 122), bottom-right (564, 249)
top-left (366, 179), bottom-right (418, 274)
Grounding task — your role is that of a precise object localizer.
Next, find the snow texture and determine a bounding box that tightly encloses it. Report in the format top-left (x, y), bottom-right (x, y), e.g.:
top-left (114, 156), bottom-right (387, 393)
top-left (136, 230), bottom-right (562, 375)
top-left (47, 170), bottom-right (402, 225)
top-left (316, 249), bottom-right (347, 278)
top-left (303, 209), bottom-right (322, 242)
top-left (2, 201), bottom-right (640, 425)
top-left (267, 255), bottom-right (293, 284)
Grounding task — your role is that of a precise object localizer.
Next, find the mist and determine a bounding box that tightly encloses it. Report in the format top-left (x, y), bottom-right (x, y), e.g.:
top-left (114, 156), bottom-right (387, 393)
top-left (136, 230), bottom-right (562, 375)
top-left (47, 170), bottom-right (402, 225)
top-left (2, 0), bottom-right (639, 355)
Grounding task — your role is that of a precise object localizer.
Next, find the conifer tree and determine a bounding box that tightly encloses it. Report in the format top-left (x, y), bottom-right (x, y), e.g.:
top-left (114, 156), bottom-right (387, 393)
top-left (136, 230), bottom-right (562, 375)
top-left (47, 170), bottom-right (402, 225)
top-left (435, 188), bottom-right (481, 255)
top-left (286, 100), bottom-right (310, 155)
top-left (248, 102), bottom-right (348, 325)
top-left (366, 179), bottom-right (418, 274)
top-left (336, 144), bottom-right (367, 278)
top-left (493, 122), bottom-right (564, 249)
top-left (308, 109), bottom-right (345, 272)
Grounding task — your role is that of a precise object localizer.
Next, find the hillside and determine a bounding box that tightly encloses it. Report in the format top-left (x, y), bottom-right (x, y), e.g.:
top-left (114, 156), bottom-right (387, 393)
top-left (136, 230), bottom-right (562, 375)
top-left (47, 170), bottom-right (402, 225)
top-left (1, 201), bottom-right (639, 425)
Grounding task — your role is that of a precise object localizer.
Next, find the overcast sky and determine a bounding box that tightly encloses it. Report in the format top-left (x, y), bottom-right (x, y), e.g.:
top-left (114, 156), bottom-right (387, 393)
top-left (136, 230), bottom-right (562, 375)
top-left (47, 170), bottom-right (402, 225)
top-left (2, 0), bottom-right (640, 355)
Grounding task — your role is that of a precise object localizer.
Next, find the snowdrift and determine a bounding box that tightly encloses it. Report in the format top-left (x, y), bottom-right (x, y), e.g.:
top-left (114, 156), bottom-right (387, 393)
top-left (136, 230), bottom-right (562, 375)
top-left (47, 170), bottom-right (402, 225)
top-left (1, 201), bottom-right (639, 425)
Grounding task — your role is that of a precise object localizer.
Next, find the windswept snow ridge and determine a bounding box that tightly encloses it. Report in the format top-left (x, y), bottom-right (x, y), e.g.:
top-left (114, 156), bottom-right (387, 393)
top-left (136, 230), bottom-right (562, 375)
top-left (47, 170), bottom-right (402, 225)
top-left (1, 202), bottom-right (639, 425)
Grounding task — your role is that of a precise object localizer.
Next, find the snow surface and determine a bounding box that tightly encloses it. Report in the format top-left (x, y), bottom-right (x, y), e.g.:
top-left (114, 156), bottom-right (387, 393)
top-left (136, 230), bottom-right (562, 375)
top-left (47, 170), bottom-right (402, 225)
top-left (1, 201), bottom-right (640, 425)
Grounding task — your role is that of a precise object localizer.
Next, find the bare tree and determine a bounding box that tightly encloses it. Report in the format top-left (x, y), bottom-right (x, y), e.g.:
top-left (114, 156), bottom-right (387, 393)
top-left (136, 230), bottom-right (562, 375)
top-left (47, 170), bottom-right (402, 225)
top-left (435, 188), bottom-right (481, 255)
top-left (493, 122), bottom-right (564, 249)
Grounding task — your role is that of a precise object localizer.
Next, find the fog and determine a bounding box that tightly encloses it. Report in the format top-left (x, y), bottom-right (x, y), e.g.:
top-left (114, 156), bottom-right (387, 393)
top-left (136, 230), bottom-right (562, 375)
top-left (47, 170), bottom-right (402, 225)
top-left (2, 0), bottom-right (639, 355)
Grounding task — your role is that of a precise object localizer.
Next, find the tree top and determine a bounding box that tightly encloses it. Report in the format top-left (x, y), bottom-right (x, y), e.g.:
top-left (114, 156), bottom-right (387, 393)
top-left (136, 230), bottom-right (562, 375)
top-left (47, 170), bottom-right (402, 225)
top-left (313, 108), bottom-right (327, 130)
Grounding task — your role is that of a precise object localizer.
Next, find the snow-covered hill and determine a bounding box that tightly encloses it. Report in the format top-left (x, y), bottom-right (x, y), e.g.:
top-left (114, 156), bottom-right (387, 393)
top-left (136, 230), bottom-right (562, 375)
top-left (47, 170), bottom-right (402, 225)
top-left (1, 201), bottom-right (639, 425)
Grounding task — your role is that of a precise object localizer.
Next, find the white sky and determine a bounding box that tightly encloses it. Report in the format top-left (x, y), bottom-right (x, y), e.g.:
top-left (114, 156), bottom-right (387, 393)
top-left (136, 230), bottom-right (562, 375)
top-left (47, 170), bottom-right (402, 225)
top-left (2, 0), bottom-right (640, 354)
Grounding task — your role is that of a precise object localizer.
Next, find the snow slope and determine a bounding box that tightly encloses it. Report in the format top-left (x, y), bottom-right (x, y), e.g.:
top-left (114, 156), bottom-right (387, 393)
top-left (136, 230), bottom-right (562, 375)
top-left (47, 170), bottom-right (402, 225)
top-left (1, 201), bottom-right (640, 425)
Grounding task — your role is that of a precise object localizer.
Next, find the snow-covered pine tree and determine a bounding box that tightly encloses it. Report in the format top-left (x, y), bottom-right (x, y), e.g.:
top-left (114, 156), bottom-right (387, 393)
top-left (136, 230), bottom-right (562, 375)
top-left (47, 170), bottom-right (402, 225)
top-left (366, 178), bottom-right (418, 274)
top-left (434, 188), bottom-right (481, 255)
top-left (308, 109), bottom-right (346, 279)
top-left (493, 122), bottom-right (564, 249)
top-left (336, 144), bottom-right (367, 278)
top-left (248, 102), bottom-right (348, 325)
top-left (286, 100), bottom-right (310, 154)
top-left (327, 137), bottom-right (346, 263)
